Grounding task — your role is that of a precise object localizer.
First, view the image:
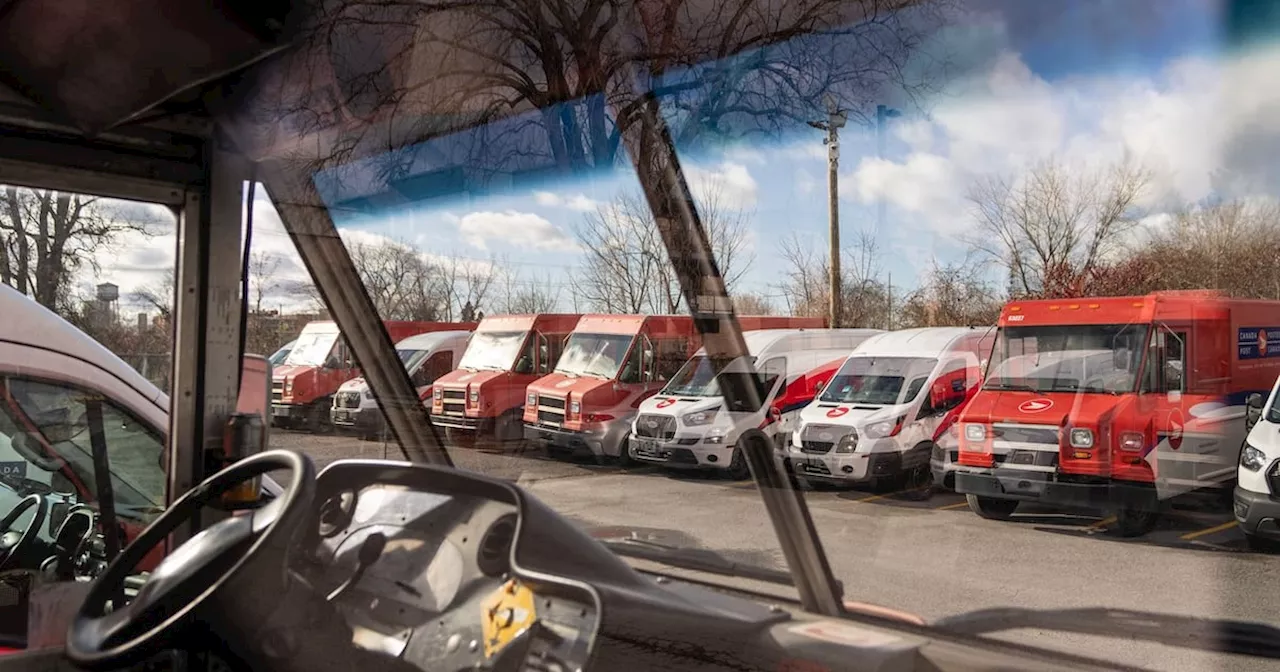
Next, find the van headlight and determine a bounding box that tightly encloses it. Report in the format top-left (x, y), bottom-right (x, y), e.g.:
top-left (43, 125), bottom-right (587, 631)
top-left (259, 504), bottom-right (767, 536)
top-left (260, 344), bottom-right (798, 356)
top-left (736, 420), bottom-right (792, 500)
top-left (964, 424), bottom-right (986, 441)
top-left (527, 392), bottom-right (537, 406)
top-left (1241, 443), bottom-right (1267, 472)
top-left (682, 407), bottom-right (719, 426)
top-left (1068, 428), bottom-right (1094, 448)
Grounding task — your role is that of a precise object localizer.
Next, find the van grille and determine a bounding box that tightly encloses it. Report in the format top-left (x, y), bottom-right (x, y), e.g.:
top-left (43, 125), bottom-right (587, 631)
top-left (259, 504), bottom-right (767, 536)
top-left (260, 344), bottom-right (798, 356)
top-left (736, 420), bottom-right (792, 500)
top-left (634, 414), bottom-right (676, 440)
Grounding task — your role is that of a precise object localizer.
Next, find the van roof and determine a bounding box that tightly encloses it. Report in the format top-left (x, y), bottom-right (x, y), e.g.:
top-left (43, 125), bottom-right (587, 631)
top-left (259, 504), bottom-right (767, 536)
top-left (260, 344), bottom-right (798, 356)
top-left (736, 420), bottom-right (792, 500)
top-left (396, 330), bottom-right (473, 350)
top-left (0, 283), bottom-right (167, 408)
top-left (698, 328), bottom-right (884, 357)
top-left (850, 327), bottom-right (993, 358)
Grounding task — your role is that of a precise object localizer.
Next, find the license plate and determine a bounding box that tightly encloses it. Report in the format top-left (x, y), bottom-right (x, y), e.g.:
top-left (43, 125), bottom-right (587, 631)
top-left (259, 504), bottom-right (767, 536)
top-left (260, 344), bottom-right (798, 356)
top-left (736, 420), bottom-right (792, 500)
top-left (272, 405), bottom-right (289, 417)
top-left (333, 410), bottom-right (349, 421)
top-left (633, 439), bottom-right (660, 457)
top-left (801, 462), bottom-right (825, 474)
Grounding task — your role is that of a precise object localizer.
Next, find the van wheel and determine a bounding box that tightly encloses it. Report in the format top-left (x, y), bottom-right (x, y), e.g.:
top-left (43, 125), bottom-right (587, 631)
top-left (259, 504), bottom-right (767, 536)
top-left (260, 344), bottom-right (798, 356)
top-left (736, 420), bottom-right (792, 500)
top-left (1111, 507), bottom-right (1160, 537)
top-left (1245, 532), bottom-right (1280, 553)
top-left (726, 446), bottom-right (751, 480)
top-left (614, 431), bottom-right (636, 468)
top-left (966, 494), bottom-right (1019, 520)
top-left (305, 403), bottom-right (329, 434)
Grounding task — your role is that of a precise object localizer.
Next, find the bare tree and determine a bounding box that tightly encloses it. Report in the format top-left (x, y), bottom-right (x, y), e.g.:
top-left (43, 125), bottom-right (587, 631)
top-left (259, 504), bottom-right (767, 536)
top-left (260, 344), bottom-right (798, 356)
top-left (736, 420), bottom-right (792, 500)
top-left (966, 158), bottom-right (1151, 299)
top-left (776, 230), bottom-right (889, 327)
top-left (131, 270), bottom-right (176, 322)
top-left (898, 256), bottom-right (1002, 328)
top-left (732, 293), bottom-right (777, 315)
top-left (575, 182), bottom-right (754, 313)
top-left (248, 251), bottom-right (287, 313)
top-left (348, 237), bottom-right (449, 320)
top-left (439, 254), bottom-right (497, 321)
top-left (0, 186), bottom-right (157, 311)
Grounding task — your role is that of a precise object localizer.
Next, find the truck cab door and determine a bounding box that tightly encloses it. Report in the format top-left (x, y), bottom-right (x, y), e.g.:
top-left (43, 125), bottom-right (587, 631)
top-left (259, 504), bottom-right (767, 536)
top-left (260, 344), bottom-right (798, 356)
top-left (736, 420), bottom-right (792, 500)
top-left (1140, 324), bottom-right (1225, 499)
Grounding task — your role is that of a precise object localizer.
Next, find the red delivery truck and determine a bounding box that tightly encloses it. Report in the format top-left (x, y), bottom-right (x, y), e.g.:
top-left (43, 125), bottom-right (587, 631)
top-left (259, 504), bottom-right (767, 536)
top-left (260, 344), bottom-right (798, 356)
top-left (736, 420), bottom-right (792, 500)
top-left (954, 291), bottom-right (1280, 536)
top-left (522, 314), bottom-right (824, 462)
top-left (271, 320), bottom-right (476, 431)
top-left (431, 314), bottom-right (583, 447)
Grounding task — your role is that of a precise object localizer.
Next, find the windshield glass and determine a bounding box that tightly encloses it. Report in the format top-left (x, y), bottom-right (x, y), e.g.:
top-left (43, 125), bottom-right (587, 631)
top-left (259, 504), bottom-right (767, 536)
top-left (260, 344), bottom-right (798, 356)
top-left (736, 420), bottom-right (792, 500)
top-left (820, 357), bottom-right (938, 405)
top-left (284, 329), bottom-right (338, 367)
top-left (457, 331), bottom-right (527, 371)
top-left (41, 0), bottom-right (1280, 668)
top-left (555, 333), bottom-right (636, 379)
top-left (660, 355), bottom-right (762, 399)
top-left (986, 325), bottom-right (1149, 394)
top-left (400, 348), bottom-right (428, 372)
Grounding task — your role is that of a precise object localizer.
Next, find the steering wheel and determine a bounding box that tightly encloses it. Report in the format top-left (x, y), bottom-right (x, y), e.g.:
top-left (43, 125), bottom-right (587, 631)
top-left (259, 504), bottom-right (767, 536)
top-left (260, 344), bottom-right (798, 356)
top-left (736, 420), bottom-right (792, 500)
top-left (0, 493), bottom-right (47, 571)
top-left (66, 450), bottom-right (315, 670)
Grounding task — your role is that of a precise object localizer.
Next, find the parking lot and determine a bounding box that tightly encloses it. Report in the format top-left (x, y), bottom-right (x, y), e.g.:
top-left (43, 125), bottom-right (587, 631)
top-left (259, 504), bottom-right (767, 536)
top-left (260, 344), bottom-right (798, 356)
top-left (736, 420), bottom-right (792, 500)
top-left (271, 427), bottom-right (1275, 672)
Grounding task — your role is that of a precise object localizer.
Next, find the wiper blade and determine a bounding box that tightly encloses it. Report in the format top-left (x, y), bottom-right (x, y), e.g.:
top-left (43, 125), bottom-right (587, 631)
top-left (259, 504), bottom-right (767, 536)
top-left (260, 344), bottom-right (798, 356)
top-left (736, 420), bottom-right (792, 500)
top-left (984, 382), bottom-right (1037, 392)
top-left (600, 537), bottom-right (839, 592)
top-left (934, 607), bottom-right (1280, 659)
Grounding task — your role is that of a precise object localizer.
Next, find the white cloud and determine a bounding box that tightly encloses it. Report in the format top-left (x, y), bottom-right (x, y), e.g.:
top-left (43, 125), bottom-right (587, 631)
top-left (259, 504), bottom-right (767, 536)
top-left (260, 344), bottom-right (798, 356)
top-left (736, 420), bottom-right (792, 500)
top-left (795, 169), bottom-right (817, 195)
top-left (533, 191), bottom-right (561, 206)
top-left (686, 161), bottom-right (758, 208)
top-left (564, 194), bottom-right (599, 212)
top-left (456, 210), bottom-right (578, 251)
top-left (533, 191), bottom-right (598, 212)
top-left (845, 43), bottom-right (1280, 239)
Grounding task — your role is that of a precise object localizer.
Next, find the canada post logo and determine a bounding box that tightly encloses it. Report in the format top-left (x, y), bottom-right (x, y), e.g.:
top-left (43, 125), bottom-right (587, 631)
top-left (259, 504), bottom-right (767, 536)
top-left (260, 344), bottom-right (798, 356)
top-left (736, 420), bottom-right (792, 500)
top-left (1018, 398), bottom-right (1054, 413)
top-left (1238, 327), bottom-right (1280, 360)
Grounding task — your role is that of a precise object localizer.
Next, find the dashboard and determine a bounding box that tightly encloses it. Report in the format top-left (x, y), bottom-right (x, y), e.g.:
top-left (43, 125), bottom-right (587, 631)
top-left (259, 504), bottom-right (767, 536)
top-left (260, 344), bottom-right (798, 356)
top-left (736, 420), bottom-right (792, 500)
top-left (291, 462), bottom-right (602, 672)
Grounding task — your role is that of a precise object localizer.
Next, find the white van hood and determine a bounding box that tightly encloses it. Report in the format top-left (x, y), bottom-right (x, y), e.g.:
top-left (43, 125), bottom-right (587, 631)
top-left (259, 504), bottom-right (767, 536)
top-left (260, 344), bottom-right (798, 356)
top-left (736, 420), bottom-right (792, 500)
top-left (638, 394), bottom-right (723, 418)
top-left (799, 401), bottom-right (906, 429)
top-left (337, 377), bottom-right (368, 395)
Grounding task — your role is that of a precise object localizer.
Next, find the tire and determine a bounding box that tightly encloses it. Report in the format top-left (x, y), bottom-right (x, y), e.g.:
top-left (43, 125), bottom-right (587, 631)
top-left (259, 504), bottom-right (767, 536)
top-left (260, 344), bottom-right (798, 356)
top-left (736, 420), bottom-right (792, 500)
top-left (966, 494), bottom-right (1020, 520)
top-left (726, 446), bottom-right (751, 480)
top-left (613, 431), bottom-right (636, 468)
top-left (1244, 532), bottom-right (1280, 553)
top-left (1111, 506), bottom-right (1159, 538)
top-left (305, 402), bottom-right (329, 434)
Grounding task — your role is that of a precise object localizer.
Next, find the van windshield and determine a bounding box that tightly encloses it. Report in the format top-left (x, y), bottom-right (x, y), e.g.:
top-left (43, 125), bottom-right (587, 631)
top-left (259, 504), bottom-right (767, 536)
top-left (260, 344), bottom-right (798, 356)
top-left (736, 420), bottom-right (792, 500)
top-left (985, 325), bottom-right (1148, 394)
top-left (458, 331), bottom-right (527, 371)
top-left (400, 348), bottom-right (428, 372)
top-left (1267, 391), bottom-right (1280, 425)
top-left (284, 330), bottom-right (339, 367)
top-left (661, 355), bottom-right (761, 399)
top-left (820, 357), bottom-right (938, 406)
top-left (555, 333), bottom-right (635, 379)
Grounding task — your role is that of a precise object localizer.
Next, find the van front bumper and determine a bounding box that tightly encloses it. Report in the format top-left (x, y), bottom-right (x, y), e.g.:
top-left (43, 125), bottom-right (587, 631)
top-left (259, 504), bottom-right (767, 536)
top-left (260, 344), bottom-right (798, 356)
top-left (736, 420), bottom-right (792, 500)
top-left (955, 468), bottom-right (1157, 510)
top-left (331, 406), bottom-right (384, 435)
top-left (525, 424), bottom-right (606, 458)
top-left (1234, 486), bottom-right (1280, 539)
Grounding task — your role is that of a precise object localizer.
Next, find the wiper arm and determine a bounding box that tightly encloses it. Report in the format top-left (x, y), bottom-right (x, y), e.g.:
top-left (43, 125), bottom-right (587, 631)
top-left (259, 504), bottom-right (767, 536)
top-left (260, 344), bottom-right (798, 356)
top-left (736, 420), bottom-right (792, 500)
top-left (984, 382), bottom-right (1037, 392)
top-left (600, 537), bottom-right (838, 592)
top-left (934, 607), bottom-right (1280, 660)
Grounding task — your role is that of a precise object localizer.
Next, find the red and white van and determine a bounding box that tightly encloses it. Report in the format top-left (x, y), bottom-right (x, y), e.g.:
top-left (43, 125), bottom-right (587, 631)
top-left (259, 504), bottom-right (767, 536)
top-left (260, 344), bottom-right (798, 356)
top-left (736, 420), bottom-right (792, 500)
top-left (785, 327), bottom-right (995, 490)
top-left (629, 328), bottom-right (881, 478)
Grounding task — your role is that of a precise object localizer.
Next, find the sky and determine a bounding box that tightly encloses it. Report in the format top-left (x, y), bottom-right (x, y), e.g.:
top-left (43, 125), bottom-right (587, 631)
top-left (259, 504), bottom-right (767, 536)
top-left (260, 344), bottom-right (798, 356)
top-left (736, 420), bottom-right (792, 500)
top-left (76, 0), bottom-right (1280, 317)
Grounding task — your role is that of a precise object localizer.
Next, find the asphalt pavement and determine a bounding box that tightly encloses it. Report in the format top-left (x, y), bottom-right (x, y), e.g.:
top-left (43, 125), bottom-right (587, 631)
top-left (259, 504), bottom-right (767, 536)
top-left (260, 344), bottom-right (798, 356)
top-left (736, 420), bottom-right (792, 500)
top-left (270, 428), bottom-right (1277, 672)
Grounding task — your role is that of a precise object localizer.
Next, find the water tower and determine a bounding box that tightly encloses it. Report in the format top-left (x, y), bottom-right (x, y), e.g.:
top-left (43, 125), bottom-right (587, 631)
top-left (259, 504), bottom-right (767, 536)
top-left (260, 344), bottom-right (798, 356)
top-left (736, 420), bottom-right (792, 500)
top-left (96, 282), bottom-right (119, 321)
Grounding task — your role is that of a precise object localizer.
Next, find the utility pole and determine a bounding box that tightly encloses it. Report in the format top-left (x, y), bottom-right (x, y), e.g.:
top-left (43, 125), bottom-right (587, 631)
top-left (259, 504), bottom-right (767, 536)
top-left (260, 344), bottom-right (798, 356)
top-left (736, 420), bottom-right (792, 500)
top-left (809, 101), bottom-right (848, 328)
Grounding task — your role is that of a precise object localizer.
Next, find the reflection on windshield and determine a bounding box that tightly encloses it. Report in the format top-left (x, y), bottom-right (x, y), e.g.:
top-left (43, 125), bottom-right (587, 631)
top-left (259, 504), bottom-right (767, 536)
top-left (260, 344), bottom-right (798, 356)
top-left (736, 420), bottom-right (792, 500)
top-left (285, 330), bottom-right (338, 367)
top-left (458, 331), bottom-right (527, 371)
top-left (820, 357), bottom-right (938, 406)
top-left (555, 333), bottom-right (634, 379)
top-left (662, 355), bottom-right (760, 398)
top-left (399, 348), bottom-right (427, 372)
top-left (986, 325), bottom-right (1148, 394)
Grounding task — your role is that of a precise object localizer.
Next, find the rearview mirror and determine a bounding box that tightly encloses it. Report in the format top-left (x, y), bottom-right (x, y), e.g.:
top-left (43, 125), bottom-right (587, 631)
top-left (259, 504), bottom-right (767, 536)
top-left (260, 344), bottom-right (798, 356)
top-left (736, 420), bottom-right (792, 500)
top-left (1113, 348), bottom-right (1130, 371)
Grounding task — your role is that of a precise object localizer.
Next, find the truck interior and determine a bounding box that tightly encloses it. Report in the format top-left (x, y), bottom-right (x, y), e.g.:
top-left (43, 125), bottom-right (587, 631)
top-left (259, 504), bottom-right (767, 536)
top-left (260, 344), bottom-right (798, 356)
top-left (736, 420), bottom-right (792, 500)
top-left (3, 1), bottom-right (1280, 671)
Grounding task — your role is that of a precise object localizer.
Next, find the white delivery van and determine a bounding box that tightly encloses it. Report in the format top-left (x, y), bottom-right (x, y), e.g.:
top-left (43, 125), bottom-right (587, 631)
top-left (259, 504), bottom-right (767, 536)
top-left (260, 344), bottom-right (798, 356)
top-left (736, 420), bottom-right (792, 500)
top-left (628, 329), bottom-right (882, 478)
top-left (330, 330), bottom-right (472, 438)
top-left (0, 283), bottom-right (279, 565)
top-left (1235, 375), bottom-right (1280, 551)
top-left (786, 327), bottom-right (995, 491)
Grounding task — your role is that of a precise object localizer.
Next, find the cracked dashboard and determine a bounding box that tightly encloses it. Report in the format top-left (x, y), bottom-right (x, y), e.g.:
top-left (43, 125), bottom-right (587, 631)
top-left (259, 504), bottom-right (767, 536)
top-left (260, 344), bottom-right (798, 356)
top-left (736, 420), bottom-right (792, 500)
top-left (293, 462), bottom-right (602, 672)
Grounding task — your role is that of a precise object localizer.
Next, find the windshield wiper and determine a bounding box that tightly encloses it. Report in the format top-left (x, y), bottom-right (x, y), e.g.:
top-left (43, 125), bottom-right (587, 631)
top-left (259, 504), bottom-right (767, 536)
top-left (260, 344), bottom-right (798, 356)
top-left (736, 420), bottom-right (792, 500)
top-left (984, 382), bottom-right (1037, 392)
top-left (934, 607), bottom-right (1280, 659)
top-left (600, 537), bottom-right (839, 592)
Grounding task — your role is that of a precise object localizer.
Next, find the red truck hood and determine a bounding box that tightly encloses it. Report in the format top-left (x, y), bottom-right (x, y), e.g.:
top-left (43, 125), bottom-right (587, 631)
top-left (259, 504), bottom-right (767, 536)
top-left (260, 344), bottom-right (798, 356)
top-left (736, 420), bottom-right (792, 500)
top-left (528, 372), bottom-right (611, 398)
top-left (272, 363), bottom-right (314, 381)
top-left (961, 389), bottom-right (1130, 427)
top-left (436, 369), bottom-right (507, 388)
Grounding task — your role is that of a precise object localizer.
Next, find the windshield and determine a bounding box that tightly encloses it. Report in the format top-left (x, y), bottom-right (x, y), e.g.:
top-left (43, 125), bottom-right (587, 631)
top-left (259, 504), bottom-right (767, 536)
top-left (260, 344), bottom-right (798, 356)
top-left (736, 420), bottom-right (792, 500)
top-left (661, 355), bottom-right (763, 399)
top-left (23, 0), bottom-right (1280, 669)
top-left (555, 333), bottom-right (636, 379)
top-left (399, 348), bottom-right (428, 373)
top-left (283, 329), bottom-right (338, 367)
top-left (820, 357), bottom-right (938, 405)
top-left (986, 325), bottom-right (1149, 394)
top-left (457, 331), bottom-right (527, 371)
